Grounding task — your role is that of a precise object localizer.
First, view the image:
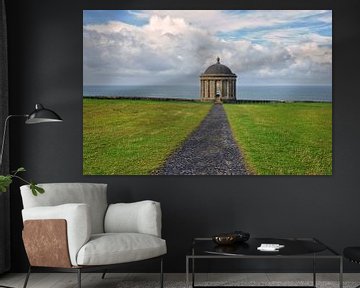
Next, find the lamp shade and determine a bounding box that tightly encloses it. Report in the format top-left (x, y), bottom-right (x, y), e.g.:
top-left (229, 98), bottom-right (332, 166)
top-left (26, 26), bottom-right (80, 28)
top-left (25, 104), bottom-right (63, 124)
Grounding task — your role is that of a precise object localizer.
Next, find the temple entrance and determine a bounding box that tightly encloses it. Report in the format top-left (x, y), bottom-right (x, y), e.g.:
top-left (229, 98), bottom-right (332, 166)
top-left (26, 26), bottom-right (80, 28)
top-left (216, 81), bottom-right (222, 97)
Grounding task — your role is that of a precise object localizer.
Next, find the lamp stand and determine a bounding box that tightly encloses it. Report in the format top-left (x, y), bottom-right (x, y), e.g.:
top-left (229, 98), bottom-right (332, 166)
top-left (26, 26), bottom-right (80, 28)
top-left (0, 114), bottom-right (28, 169)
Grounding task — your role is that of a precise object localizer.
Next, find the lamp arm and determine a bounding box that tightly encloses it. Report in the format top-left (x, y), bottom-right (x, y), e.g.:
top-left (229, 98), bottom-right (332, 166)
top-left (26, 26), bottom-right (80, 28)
top-left (0, 114), bottom-right (28, 169)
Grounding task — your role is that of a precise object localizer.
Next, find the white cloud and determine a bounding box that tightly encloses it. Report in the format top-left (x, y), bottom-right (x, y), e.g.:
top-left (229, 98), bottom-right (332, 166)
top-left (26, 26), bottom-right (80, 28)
top-left (83, 10), bottom-right (332, 85)
top-left (131, 10), bottom-right (331, 33)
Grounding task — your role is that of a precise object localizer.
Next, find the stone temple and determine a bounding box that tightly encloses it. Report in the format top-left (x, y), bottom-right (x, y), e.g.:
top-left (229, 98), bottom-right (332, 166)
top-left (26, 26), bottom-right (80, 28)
top-left (200, 57), bottom-right (237, 102)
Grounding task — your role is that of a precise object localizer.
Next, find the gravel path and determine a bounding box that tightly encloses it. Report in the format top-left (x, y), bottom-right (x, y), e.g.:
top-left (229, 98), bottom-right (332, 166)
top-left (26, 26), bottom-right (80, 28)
top-left (156, 104), bottom-right (249, 175)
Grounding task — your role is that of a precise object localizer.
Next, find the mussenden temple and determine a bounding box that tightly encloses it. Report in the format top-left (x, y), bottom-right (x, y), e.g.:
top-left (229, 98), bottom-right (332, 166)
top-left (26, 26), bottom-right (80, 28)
top-left (200, 57), bottom-right (237, 102)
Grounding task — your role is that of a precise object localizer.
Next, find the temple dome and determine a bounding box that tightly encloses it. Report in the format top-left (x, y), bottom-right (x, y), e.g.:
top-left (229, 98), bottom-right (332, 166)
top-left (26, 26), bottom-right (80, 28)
top-left (203, 57), bottom-right (234, 75)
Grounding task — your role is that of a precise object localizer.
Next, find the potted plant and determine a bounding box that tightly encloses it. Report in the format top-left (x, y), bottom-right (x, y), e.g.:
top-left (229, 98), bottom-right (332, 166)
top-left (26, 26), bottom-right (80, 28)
top-left (0, 167), bottom-right (44, 196)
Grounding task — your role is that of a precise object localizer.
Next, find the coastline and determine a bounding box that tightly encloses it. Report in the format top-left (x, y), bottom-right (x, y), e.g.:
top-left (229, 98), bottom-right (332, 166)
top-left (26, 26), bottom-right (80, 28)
top-left (83, 95), bottom-right (332, 104)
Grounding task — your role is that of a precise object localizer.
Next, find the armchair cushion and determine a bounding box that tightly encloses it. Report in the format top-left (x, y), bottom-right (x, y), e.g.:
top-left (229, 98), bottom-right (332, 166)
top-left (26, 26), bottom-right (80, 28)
top-left (76, 233), bottom-right (167, 266)
top-left (20, 183), bottom-right (108, 234)
top-left (22, 203), bottom-right (91, 266)
top-left (104, 201), bottom-right (162, 237)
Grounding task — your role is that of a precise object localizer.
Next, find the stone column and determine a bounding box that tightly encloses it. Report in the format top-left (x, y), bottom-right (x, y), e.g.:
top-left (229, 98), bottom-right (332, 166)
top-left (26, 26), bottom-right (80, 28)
top-left (202, 80), bottom-right (205, 98)
top-left (206, 80), bottom-right (208, 98)
top-left (202, 80), bottom-right (204, 99)
top-left (226, 80), bottom-right (229, 98)
top-left (213, 80), bottom-right (215, 98)
top-left (204, 80), bottom-right (206, 98)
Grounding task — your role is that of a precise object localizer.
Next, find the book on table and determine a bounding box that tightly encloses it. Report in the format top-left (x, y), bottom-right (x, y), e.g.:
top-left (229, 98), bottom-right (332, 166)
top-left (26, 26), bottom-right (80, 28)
top-left (257, 243), bottom-right (285, 251)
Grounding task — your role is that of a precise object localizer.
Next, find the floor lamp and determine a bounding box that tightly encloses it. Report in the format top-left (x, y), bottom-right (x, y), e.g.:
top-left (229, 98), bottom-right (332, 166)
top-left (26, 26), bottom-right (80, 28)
top-left (0, 103), bottom-right (62, 288)
top-left (0, 103), bottom-right (63, 167)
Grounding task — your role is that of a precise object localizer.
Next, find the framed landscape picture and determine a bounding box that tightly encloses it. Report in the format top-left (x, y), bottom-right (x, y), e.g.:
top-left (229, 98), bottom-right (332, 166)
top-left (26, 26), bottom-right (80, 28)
top-left (83, 10), bottom-right (332, 176)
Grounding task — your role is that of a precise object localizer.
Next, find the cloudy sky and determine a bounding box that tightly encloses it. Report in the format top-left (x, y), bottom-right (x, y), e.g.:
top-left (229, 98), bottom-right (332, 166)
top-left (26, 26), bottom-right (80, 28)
top-left (83, 10), bottom-right (332, 86)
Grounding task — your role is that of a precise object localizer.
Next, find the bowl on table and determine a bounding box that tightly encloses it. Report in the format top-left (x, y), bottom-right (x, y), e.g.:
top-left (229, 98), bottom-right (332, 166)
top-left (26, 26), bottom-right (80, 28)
top-left (212, 233), bottom-right (238, 245)
top-left (212, 231), bottom-right (250, 246)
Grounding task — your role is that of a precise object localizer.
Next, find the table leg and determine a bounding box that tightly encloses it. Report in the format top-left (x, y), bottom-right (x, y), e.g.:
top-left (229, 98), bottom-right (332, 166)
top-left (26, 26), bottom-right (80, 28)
top-left (186, 257), bottom-right (189, 288)
top-left (313, 254), bottom-right (316, 287)
top-left (339, 257), bottom-right (343, 288)
top-left (192, 257), bottom-right (195, 288)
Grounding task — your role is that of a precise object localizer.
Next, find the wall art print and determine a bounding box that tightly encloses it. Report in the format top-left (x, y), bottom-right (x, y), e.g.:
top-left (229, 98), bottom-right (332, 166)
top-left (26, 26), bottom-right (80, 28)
top-left (83, 10), bottom-right (332, 176)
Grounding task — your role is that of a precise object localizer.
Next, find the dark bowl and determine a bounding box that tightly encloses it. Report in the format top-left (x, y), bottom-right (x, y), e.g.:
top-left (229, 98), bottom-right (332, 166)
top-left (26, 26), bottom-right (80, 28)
top-left (212, 234), bottom-right (237, 245)
top-left (212, 231), bottom-right (250, 246)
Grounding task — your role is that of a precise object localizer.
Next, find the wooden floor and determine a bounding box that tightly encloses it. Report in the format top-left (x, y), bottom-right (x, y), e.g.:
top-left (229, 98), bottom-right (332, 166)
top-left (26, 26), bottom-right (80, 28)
top-left (0, 273), bottom-right (359, 288)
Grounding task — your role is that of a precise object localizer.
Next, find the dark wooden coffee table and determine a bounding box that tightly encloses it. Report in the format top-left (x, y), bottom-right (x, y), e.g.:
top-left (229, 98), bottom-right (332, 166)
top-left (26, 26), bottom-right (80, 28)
top-left (186, 237), bottom-right (342, 288)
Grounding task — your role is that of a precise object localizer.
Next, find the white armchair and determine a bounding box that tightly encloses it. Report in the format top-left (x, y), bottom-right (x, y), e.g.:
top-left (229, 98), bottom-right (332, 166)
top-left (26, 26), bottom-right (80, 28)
top-left (20, 183), bottom-right (166, 288)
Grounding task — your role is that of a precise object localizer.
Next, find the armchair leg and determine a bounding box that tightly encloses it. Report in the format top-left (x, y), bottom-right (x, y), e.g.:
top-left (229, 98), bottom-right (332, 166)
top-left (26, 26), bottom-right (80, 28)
top-left (160, 257), bottom-right (164, 288)
top-left (23, 266), bottom-right (31, 288)
top-left (77, 269), bottom-right (81, 288)
top-left (101, 270), bottom-right (107, 279)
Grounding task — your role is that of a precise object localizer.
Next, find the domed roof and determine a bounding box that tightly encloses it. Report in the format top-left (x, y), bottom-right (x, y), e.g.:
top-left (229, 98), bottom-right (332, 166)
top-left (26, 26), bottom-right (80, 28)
top-left (203, 57), bottom-right (235, 75)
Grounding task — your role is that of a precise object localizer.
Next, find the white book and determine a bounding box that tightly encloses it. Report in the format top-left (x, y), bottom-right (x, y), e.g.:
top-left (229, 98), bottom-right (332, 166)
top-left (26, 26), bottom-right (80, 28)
top-left (257, 243), bottom-right (285, 251)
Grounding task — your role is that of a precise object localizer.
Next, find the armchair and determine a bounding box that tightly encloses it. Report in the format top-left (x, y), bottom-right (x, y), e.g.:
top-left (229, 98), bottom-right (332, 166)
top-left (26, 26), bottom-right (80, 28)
top-left (20, 183), bottom-right (166, 288)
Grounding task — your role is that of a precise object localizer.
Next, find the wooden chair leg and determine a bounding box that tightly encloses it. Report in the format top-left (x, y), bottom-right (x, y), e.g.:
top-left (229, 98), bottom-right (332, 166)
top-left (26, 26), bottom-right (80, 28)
top-left (22, 266), bottom-right (31, 288)
top-left (77, 269), bottom-right (81, 288)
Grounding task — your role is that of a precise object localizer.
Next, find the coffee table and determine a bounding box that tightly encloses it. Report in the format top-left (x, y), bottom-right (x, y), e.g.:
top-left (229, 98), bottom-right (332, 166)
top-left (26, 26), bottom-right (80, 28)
top-left (186, 237), bottom-right (343, 288)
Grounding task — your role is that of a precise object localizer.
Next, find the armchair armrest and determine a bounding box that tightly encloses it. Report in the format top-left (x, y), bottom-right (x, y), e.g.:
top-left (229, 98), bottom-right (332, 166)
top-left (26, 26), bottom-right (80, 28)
top-left (22, 203), bottom-right (91, 266)
top-left (104, 200), bottom-right (162, 237)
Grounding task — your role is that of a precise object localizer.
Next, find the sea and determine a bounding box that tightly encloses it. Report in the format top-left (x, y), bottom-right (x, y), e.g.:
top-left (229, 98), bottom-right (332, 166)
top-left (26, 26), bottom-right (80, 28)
top-left (83, 85), bottom-right (332, 102)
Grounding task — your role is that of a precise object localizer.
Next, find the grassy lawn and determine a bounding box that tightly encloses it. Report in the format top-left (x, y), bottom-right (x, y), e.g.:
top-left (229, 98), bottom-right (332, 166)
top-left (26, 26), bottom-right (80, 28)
top-left (83, 99), bottom-right (211, 175)
top-left (224, 103), bottom-right (332, 175)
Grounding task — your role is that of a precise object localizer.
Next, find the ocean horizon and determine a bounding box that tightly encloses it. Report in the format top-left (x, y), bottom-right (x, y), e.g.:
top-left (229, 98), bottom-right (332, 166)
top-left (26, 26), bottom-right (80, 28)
top-left (83, 85), bottom-right (332, 102)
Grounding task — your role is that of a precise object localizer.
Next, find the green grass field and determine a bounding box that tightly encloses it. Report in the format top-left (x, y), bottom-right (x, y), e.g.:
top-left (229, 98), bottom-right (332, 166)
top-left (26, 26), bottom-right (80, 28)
top-left (224, 103), bottom-right (332, 175)
top-left (83, 99), bottom-right (211, 175)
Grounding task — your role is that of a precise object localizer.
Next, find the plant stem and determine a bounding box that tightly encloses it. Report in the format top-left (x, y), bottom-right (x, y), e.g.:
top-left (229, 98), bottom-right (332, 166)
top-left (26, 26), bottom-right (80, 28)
top-left (11, 175), bottom-right (31, 185)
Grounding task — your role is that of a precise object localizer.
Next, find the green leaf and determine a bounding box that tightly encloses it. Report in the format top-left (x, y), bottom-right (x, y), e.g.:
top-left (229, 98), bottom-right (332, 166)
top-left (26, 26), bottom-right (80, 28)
top-left (30, 182), bottom-right (38, 196)
top-left (29, 182), bottom-right (44, 196)
top-left (35, 186), bottom-right (45, 194)
top-left (15, 167), bottom-right (26, 173)
top-left (0, 175), bottom-right (13, 192)
top-left (11, 167), bottom-right (26, 176)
